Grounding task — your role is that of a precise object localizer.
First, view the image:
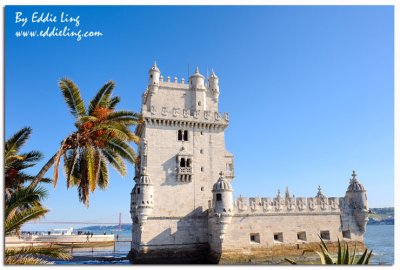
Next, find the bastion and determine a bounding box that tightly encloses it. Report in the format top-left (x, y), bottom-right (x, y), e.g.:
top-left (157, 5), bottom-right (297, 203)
top-left (128, 63), bottom-right (369, 264)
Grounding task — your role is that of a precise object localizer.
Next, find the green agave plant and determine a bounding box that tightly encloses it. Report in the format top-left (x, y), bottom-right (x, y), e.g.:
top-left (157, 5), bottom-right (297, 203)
top-left (285, 236), bottom-right (373, 265)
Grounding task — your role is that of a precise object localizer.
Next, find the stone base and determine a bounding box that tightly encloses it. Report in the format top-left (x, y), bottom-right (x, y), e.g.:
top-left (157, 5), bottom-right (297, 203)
top-left (129, 241), bottom-right (366, 264)
top-left (128, 244), bottom-right (211, 264)
top-left (217, 241), bottom-right (367, 264)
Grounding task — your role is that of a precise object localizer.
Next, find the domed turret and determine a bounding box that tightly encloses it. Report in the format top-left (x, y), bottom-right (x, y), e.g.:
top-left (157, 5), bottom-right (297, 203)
top-left (148, 62), bottom-right (161, 94)
top-left (130, 169), bottom-right (154, 231)
top-left (208, 69), bottom-right (219, 99)
top-left (211, 172), bottom-right (233, 240)
top-left (189, 67), bottom-right (205, 90)
top-left (344, 170), bottom-right (369, 233)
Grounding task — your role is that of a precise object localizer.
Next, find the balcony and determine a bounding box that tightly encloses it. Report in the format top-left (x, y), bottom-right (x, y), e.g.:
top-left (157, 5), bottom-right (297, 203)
top-left (178, 167), bottom-right (193, 174)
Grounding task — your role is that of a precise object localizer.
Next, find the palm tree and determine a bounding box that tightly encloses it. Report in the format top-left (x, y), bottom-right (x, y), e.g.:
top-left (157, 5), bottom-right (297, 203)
top-left (29, 78), bottom-right (140, 206)
top-left (5, 186), bottom-right (71, 264)
top-left (5, 127), bottom-right (51, 199)
top-left (5, 128), bottom-right (72, 264)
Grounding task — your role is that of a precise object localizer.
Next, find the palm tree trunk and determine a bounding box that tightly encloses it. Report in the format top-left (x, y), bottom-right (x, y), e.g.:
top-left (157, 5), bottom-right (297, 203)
top-left (28, 153), bottom-right (58, 189)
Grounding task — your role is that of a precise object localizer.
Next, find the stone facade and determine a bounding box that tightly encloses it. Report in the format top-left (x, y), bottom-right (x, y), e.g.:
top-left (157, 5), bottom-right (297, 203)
top-left (129, 63), bottom-right (369, 264)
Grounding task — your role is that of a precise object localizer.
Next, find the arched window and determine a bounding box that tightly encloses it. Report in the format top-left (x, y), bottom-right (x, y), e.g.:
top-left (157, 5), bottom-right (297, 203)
top-left (178, 130), bottom-right (183, 141)
top-left (183, 130), bottom-right (188, 141)
top-left (180, 158), bottom-right (186, 167)
top-left (186, 158), bottom-right (191, 167)
top-left (216, 193), bottom-right (222, 201)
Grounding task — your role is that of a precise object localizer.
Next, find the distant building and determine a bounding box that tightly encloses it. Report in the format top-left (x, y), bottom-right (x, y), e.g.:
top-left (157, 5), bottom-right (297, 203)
top-left (129, 63), bottom-right (369, 263)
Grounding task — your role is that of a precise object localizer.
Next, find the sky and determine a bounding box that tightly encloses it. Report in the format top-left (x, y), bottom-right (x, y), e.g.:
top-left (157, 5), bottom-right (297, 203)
top-left (4, 5), bottom-right (394, 231)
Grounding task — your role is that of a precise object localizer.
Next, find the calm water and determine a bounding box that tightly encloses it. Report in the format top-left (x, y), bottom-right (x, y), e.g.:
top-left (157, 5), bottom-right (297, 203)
top-left (364, 224), bottom-right (394, 265)
top-left (54, 225), bottom-right (394, 265)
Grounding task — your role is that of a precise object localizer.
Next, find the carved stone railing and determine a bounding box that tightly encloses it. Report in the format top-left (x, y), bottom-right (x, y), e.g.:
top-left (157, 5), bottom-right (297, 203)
top-left (178, 167), bottom-right (193, 174)
top-left (231, 196), bottom-right (342, 215)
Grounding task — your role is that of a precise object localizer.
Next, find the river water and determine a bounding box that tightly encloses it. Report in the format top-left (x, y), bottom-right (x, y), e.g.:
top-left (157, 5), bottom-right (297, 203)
top-left (54, 224), bottom-right (394, 265)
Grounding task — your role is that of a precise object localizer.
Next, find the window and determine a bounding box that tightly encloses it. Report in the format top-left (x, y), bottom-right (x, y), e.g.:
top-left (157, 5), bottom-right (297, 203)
top-left (250, 233), bottom-right (260, 244)
top-left (200, 131), bottom-right (203, 135)
top-left (186, 159), bottom-right (191, 167)
top-left (150, 74), bottom-right (153, 78)
top-left (137, 188), bottom-right (140, 194)
top-left (320, 230), bottom-right (330, 241)
top-left (227, 163), bottom-right (233, 172)
top-left (201, 187), bottom-right (204, 191)
top-left (198, 101), bottom-right (201, 106)
top-left (178, 130), bottom-right (189, 141)
top-left (201, 167), bottom-right (204, 172)
top-left (216, 193), bottom-right (222, 201)
top-left (274, 232), bottom-right (283, 243)
top-left (180, 158), bottom-right (186, 167)
top-left (297, 231), bottom-right (307, 241)
top-left (200, 149), bottom-right (203, 154)
top-left (342, 230), bottom-right (351, 239)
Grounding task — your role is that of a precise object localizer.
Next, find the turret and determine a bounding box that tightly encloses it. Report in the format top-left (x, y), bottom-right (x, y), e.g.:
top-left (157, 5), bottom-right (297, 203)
top-left (189, 67), bottom-right (205, 90)
top-left (130, 169), bottom-right (154, 231)
top-left (189, 67), bottom-right (206, 110)
top-left (211, 172), bottom-right (233, 239)
top-left (208, 69), bottom-right (220, 100)
top-left (344, 170), bottom-right (369, 232)
top-left (148, 62), bottom-right (160, 95)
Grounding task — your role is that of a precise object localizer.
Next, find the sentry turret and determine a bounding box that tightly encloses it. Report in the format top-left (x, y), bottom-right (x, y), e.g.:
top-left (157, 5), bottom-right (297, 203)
top-left (211, 172), bottom-right (233, 240)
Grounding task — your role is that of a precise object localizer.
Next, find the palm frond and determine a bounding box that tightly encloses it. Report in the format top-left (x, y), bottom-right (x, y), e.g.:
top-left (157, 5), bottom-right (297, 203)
top-left (104, 138), bottom-right (136, 163)
top-left (97, 157), bottom-right (109, 189)
top-left (101, 149), bottom-right (127, 176)
top-left (108, 96), bottom-right (120, 110)
top-left (88, 80), bottom-right (115, 114)
top-left (5, 206), bottom-right (48, 235)
top-left (5, 127), bottom-right (32, 159)
top-left (59, 78), bottom-right (86, 118)
top-left (5, 247), bottom-right (72, 260)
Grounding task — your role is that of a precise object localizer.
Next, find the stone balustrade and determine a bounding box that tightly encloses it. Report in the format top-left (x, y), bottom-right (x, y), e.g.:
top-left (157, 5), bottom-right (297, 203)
top-left (231, 196), bottom-right (343, 215)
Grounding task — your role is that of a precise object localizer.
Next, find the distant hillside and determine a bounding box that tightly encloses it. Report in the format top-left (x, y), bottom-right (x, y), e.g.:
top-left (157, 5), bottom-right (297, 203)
top-left (368, 207), bottom-right (394, 225)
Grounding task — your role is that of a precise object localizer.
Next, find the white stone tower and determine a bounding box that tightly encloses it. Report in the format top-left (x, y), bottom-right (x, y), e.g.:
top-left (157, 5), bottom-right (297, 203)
top-left (129, 63), bottom-right (234, 263)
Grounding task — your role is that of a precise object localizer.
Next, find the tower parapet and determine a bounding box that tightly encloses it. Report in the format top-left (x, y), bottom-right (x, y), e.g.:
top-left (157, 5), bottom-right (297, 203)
top-left (231, 186), bottom-right (341, 215)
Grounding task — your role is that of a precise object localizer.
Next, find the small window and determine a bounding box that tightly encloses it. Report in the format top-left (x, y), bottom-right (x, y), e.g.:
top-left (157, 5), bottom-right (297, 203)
top-left (200, 149), bottom-right (203, 154)
top-left (198, 101), bottom-right (201, 106)
top-left (178, 130), bottom-right (183, 141)
top-left (216, 193), bottom-right (222, 201)
top-left (297, 231), bottom-right (307, 241)
top-left (180, 158), bottom-right (185, 167)
top-left (201, 167), bottom-right (204, 172)
top-left (137, 188), bottom-right (140, 194)
top-left (201, 187), bottom-right (204, 191)
top-left (183, 130), bottom-right (188, 141)
top-left (186, 159), bottom-right (191, 167)
top-left (320, 230), bottom-right (330, 241)
top-left (150, 74), bottom-right (153, 78)
top-left (342, 230), bottom-right (351, 239)
top-left (274, 232), bottom-right (283, 243)
top-left (200, 131), bottom-right (203, 135)
top-left (250, 233), bottom-right (260, 244)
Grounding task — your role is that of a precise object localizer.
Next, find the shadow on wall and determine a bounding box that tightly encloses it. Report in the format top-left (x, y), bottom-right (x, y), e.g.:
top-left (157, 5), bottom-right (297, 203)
top-left (144, 207), bottom-right (211, 263)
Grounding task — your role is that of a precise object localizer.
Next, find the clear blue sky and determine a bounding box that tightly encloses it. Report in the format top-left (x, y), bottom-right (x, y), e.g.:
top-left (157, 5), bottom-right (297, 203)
top-left (5, 6), bottom-right (393, 231)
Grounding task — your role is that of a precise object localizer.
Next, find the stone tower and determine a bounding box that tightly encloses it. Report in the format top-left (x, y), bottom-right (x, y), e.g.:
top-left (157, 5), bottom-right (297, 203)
top-left (130, 63), bottom-right (234, 263)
